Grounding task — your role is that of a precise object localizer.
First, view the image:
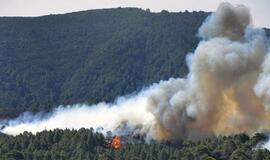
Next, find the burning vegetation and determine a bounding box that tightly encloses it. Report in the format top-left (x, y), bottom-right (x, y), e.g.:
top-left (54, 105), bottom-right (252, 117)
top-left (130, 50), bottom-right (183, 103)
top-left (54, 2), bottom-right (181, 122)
top-left (110, 136), bottom-right (122, 149)
top-left (1, 2), bottom-right (270, 145)
top-left (0, 1), bottom-right (270, 159)
top-left (2, 128), bottom-right (270, 159)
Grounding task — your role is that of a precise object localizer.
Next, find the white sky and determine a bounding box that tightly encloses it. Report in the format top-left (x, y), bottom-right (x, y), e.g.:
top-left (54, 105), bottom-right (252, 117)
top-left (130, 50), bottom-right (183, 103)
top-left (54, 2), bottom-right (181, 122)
top-left (0, 0), bottom-right (269, 28)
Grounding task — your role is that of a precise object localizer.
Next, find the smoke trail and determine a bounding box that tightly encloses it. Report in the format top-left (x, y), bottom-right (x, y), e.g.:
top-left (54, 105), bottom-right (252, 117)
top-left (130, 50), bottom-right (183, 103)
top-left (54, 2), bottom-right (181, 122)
top-left (0, 79), bottom-right (181, 140)
top-left (1, 2), bottom-right (270, 141)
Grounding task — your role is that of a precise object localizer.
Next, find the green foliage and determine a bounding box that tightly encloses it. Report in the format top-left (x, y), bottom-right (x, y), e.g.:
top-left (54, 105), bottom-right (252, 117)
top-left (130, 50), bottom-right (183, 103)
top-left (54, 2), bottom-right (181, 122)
top-left (0, 8), bottom-right (269, 118)
top-left (0, 130), bottom-right (270, 160)
top-left (0, 8), bottom-right (209, 117)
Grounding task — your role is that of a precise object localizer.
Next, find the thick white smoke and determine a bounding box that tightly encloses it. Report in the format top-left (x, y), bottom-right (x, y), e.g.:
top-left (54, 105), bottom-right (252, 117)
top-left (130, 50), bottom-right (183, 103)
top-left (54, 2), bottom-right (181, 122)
top-left (198, 2), bottom-right (251, 40)
top-left (255, 53), bottom-right (270, 111)
top-left (1, 2), bottom-right (270, 141)
top-left (0, 79), bottom-right (182, 140)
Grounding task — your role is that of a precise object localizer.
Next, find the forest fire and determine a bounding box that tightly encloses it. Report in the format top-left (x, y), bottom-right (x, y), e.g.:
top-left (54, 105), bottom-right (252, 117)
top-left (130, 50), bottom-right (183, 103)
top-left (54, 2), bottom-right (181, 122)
top-left (1, 2), bottom-right (270, 144)
top-left (110, 136), bottom-right (122, 149)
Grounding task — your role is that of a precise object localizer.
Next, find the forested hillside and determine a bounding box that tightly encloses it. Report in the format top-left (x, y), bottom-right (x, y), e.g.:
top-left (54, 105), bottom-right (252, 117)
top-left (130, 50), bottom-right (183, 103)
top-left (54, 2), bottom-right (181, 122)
top-left (0, 8), bottom-right (208, 115)
top-left (0, 8), bottom-right (269, 117)
top-left (0, 129), bottom-right (269, 160)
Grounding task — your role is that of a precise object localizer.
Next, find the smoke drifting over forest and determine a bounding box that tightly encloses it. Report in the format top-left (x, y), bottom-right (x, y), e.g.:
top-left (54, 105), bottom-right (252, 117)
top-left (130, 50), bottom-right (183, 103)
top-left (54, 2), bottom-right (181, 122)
top-left (1, 2), bottom-right (270, 144)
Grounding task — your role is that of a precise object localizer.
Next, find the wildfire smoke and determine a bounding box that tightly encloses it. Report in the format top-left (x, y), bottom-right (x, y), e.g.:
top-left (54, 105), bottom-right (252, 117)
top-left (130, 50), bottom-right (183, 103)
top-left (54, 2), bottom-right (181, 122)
top-left (1, 2), bottom-right (270, 143)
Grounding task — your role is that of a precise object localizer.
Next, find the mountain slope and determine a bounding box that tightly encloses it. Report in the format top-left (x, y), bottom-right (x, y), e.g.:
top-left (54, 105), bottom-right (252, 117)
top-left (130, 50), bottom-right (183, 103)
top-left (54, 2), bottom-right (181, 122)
top-left (0, 8), bottom-right (208, 113)
top-left (0, 8), bottom-right (269, 116)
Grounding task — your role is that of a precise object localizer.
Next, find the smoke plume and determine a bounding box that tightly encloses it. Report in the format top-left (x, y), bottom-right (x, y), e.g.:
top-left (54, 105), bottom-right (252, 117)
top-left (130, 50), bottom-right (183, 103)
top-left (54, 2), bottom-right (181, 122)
top-left (1, 2), bottom-right (270, 141)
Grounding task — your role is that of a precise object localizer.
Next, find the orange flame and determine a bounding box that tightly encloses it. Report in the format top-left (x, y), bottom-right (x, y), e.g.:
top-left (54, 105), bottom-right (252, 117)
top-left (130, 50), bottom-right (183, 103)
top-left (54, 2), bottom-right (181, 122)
top-left (111, 136), bottom-right (122, 149)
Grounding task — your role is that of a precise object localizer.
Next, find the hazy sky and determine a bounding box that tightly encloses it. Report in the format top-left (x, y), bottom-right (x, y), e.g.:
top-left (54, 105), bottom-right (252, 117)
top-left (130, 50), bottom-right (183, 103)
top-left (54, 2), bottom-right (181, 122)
top-left (0, 0), bottom-right (269, 27)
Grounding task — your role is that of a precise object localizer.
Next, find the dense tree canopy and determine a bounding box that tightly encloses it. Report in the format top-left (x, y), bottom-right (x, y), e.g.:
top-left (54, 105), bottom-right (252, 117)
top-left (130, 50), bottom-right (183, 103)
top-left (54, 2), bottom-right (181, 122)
top-left (1, 7), bottom-right (270, 160)
top-left (0, 8), bottom-right (269, 118)
top-left (0, 128), bottom-right (269, 160)
top-left (0, 8), bottom-right (209, 117)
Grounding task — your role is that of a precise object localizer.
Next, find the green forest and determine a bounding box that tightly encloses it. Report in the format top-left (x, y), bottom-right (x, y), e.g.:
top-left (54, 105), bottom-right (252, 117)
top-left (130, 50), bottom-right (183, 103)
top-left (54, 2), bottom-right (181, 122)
top-left (0, 8), bottom-right (269, 118)
top-left (1, 7), bottom-right (270, 160)
top-left (0, 128), bottom-right (270, 160)
top-left (0, 8), bottom-right (209, 118)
